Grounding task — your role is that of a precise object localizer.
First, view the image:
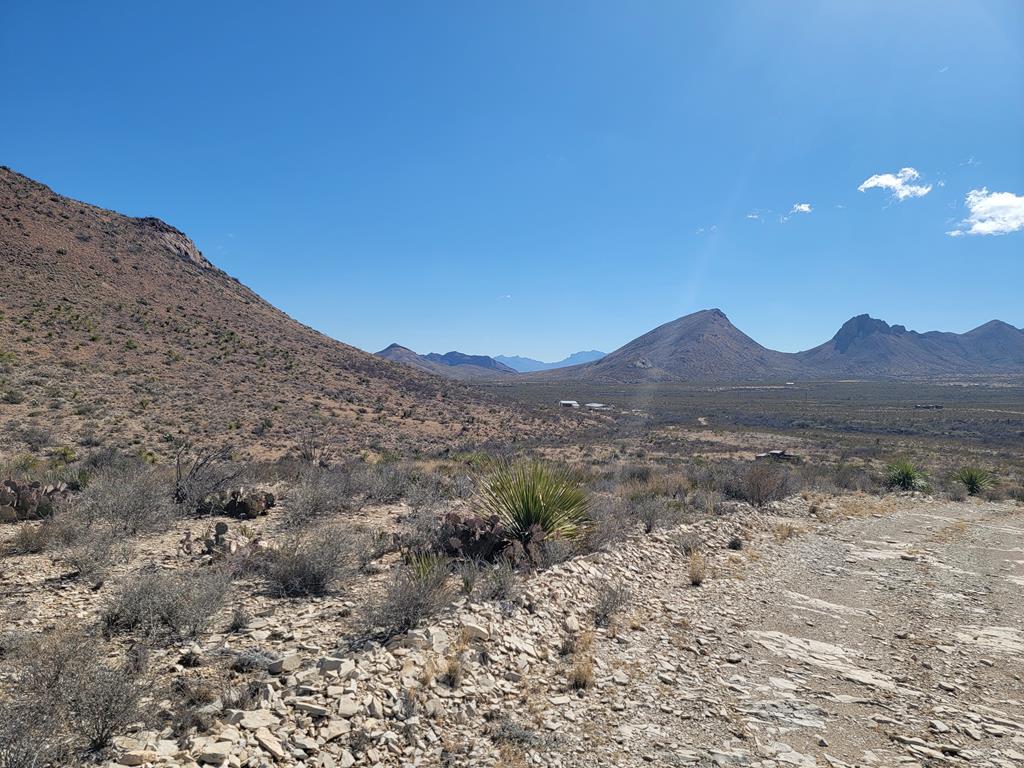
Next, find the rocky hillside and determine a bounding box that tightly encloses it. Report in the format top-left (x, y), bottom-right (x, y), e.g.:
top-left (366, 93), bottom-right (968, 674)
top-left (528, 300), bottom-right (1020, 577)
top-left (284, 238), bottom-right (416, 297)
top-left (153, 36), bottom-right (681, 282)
top-left (0, 167), bottom-right (540, 458)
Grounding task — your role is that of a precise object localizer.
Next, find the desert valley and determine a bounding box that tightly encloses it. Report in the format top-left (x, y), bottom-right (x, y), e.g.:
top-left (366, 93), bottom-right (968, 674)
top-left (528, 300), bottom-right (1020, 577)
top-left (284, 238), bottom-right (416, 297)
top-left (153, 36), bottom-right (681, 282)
top-left (2, 169), bottom-right (1023, 768)
top-left (2, 3), bottom-right (1023, 768)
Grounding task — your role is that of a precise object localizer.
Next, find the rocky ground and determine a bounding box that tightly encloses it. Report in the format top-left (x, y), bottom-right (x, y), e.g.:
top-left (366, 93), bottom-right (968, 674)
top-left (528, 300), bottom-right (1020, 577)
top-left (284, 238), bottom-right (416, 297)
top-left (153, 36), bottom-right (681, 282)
top-left (5, 493), bottom-right (1023, 768)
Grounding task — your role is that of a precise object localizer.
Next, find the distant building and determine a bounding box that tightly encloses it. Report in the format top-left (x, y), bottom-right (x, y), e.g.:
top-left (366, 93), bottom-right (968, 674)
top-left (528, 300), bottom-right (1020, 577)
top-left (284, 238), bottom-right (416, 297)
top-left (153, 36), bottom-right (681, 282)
top-left (585, 402), bottom-right (609, 410)
top-left (755, 449), bottom-right (800, 462)
top-left (559, 400), bottom-right (580, 408)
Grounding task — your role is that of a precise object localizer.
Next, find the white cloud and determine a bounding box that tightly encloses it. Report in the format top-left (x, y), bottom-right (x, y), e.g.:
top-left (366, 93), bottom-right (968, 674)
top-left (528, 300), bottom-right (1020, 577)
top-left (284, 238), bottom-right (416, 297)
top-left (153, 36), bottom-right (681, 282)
top-left (779, 203), bottom-right (811, 223)
top-left (858, 167), bottom-right (932, 201)
top-left (946, 188), bottom-right (1024, 237)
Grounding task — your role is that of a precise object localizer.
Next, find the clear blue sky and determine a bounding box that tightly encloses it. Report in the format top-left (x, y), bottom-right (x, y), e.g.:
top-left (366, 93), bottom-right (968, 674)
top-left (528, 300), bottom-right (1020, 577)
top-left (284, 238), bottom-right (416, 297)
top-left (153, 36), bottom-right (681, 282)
top-left (2, 1), bottom-right (1022, 360)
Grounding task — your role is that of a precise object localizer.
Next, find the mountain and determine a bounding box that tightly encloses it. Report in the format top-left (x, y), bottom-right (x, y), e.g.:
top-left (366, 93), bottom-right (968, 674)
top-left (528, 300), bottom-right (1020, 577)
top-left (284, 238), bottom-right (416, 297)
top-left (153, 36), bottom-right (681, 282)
top-left (376, 345), bottom-right (517, 380)
top-left (424, 352), bottom-right (517, 374)
top-left (495, 350), bottom-right (606, 373)
top-left (0, 167), bottom-right (529, 458)
top-left (552, 309), bottom-right (798, 382)
top-left (795, 314), bottom-right (1024, 377)
top-left (543, 310), bottom-right (1024, 382)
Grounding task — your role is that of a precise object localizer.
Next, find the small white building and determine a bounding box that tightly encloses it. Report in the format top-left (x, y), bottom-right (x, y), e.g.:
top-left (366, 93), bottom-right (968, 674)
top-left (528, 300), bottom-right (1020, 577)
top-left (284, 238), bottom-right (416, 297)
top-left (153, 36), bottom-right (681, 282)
top-left (585, 402), bottom-right (609, 411)
top-left (559, 400), bottom-right (580, 408)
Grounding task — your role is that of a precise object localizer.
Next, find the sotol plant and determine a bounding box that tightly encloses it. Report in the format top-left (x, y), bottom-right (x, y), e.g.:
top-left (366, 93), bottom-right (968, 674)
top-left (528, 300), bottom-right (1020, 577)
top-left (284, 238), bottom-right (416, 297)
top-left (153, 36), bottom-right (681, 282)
top-left (474, 461), bottom-right (591, 553)
top-left (952, 466), bottom-right (993, 496)
top-left (886, 459), bottom-right (929, 492)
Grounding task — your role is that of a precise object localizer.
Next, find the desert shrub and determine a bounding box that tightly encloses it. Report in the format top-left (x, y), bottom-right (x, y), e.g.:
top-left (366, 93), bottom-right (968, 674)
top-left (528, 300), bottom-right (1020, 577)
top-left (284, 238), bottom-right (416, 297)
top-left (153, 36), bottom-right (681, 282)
top-left (71, 464), bottom-right (175, 534)
top-left (724, 463), bottom-right (790, 507)
top-left (6, 522), bottom-right (53, 554)
top-left (399, 505), bottom-right (447, 555)
top-left (726, 535), bottom-right (743, 550)
top-left (477, 556), bottom-right (519, 603)
top-left (364, 555), bottom-right (453, 640)
top-left (886, 459), bottom-right (929, 492)
top-left (68, 663), bottom-right (141, 750)
top-left (474, 461), bottom-right (590, 558)
top-left (567, 657), bottom-right (594, 690)
top-left (633, 496), bottom-right (681, 533)
top-left (263, 529), bottom-right (352, 597)
top-left (688, 551), bottom-right (706, 586)
top-left (58, 521), bottom-right (133, 583)
top-left (356, 527), bottom-right (395, 571)
top-left (19, 425), bottom-right (50, 452)
top-left (283, 467), bottom-right (352, 526)
top-left (592, 580), bottom-right (631, 628)
top-left (951, 466), bottom-right (993, 496)
top-left (0, 701), bottom-right (64, 768)
top-left (831, 462), bottom-right (876, 492)
top-left (673, 530), bottom-right (701, 555)
top-left (103, 569), bottom-right (229, 641)
top-left (579, 496), bottom-right (632, 552)
top-left (1, 628), bottom-right (144, 760)
top-left (173, 443), bottom-right (244, 511)
top-left (405, 471), bottom-right (448, 508)
top-left (357, 462), bottom-right (410, 504)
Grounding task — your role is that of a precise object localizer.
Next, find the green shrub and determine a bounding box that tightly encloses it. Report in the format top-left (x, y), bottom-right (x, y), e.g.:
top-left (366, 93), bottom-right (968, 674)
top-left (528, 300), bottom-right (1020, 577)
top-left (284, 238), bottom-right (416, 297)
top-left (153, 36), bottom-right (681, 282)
top-left (951, 466), bottom-right (993, 496)
top-left (474, 461), bottom-right (590, 552)
top-left (885, 459), bottom-right (929, 492)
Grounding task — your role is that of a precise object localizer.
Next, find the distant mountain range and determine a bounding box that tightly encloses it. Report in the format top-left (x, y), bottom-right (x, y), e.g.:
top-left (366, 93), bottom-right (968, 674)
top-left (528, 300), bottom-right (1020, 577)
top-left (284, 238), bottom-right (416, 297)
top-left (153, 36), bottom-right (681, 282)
top-left (494, 350), bottom-right (606, 372)
top-left (379, 310), bottom-right (1024, 383)
top-left (376, 344), bottom-right (517, 380)
top-left (548, 309), bottom-right (1024, 382)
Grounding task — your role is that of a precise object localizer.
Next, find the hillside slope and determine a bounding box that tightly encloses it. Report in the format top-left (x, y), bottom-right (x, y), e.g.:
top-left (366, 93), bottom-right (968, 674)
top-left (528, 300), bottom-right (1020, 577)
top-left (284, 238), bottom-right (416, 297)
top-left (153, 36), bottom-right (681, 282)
top-left (0, 168), bottom-right (538, 457)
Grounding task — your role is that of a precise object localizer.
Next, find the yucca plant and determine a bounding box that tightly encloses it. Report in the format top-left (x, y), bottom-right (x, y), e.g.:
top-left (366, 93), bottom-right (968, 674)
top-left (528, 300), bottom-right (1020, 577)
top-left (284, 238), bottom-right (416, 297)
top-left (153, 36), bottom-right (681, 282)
top-left (474, 461), bottom-right (591, 550)
top-left (952, 466), bottom-right (993, 496)
top-left (885, 459), bottom-right (929, 492)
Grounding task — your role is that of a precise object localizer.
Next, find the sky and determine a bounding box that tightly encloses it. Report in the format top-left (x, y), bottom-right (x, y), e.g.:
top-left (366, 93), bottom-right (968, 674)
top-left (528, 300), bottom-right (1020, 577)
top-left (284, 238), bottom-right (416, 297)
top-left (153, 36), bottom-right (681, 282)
top-left (2, 1), bottom-right (1022, 360)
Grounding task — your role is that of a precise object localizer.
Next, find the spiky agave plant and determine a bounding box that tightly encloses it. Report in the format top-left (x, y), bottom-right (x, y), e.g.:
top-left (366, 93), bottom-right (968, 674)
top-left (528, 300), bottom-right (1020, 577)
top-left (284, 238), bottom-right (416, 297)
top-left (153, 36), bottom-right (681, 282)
top-left (952, 466), bottom-right (993, 496)
top-left (474, 461), bottom-right (591, 549)
top-left (886, 459), bottom-right (929, 492)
